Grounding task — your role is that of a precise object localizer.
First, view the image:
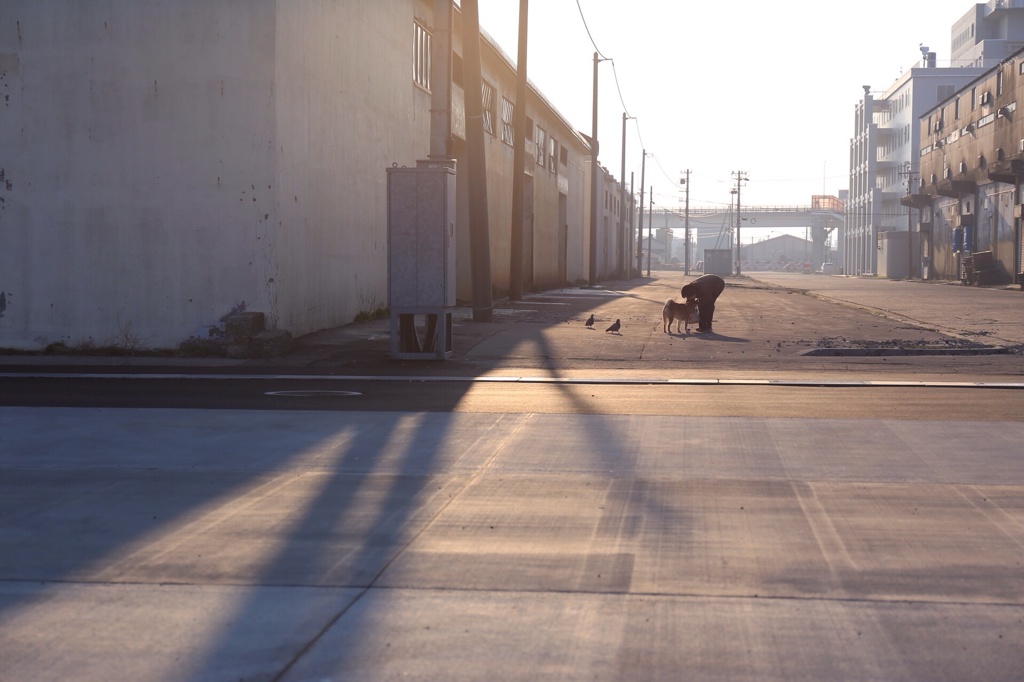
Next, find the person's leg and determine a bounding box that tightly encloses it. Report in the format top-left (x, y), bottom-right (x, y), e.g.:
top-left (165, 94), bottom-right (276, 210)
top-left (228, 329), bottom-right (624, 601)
top-left (699, 299), bottom-right (715, 330)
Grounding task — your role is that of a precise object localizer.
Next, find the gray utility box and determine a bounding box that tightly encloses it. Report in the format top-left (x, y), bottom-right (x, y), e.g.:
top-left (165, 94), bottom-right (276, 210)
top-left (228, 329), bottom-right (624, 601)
top-left (876, 230), bottom-right (919, 279)
top-left (703, 249), bottom-right (733, 276)
top-left (386, 160), bottom-right (457, 359)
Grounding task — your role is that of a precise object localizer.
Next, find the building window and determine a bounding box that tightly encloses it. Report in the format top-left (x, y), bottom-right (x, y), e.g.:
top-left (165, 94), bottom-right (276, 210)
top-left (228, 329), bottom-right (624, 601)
top-left (559, 146), bottom-right (568, 165)
top-left (954, 97), bottom-right (960, 120)
top-left (971, 87), bottom-right (977, 110)
top-left (997, 69), bottom-right (1004, 96)
top-left (481, 81), bottom-right (496, 135)
top-left (413, 22), bottom-right (431, 91)
top-left (500, 97), bottom-right (514, 146)
top-left (535, 126), bottom-right (547, 167)
top-left (548, 137), bottom-right (558, 173)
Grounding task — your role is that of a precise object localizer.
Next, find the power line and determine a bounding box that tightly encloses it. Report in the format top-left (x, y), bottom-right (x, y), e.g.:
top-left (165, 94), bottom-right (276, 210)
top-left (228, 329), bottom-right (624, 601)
top-left (574, 0), bottom-right (606, 59)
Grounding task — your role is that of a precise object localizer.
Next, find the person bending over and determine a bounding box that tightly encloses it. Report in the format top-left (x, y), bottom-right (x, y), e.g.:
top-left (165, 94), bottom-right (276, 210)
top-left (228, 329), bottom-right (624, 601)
top-left (680, 274), bottom-right (725, 333)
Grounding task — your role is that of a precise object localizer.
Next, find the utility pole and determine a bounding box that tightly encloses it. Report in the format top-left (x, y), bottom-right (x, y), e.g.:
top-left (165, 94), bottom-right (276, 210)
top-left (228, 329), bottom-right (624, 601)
top-left (462, 0), bottom-right (493, 320)
top-left (732, 171), bottom-right (748, 275)
top-left (588, 52), bottom-right (608, 286)
top-left (636, 150), bottom-right (646, 276)
top-left (681, 169), bottom-right (691, 275)
top-left (509, 0), bottom-right (528, 300)
top-left (628, 171), bottom-right (634, 279)
top-left (901, 163), bottom-right (918, 279)
top-left (619, 113), bottom-right (633, 277)
top-left (428, 0), bottom-right (452, 159)
top-left (646, 187), bottom-right (653, 276)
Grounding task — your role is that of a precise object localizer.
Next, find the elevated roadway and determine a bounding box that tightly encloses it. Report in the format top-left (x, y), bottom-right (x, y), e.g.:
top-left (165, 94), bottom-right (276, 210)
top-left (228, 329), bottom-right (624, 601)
top-left (648, 204), bottom-right (844, 270)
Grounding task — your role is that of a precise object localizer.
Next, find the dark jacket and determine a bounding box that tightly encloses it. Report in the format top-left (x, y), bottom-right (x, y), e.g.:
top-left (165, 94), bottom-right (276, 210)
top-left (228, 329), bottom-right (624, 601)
top-left (680, 274), bottom-right (725, 304)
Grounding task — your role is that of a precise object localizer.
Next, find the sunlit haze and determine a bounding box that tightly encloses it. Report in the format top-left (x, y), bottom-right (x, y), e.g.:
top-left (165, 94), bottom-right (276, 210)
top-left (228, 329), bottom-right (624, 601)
top-left (478, 0), bottom-right (986, 215)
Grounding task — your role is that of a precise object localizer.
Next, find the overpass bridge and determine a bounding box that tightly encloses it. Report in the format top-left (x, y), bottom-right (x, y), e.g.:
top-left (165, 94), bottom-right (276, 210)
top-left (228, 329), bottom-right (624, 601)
top-left (643, 199), bottom-right (845, 271)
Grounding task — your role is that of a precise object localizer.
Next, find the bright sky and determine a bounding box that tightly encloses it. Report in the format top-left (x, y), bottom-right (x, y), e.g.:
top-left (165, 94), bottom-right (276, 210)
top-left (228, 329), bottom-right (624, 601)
top-left (477, 0), bottom-right (982, 215)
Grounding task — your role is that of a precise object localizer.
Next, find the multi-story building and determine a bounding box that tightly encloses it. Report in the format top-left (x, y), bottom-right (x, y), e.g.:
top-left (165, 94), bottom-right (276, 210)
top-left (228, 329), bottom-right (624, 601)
top-left (845, 1), bottom-right (1024, 277)
top-left (952, 0), bottom-right (1024, 67)
top-left (916, 44), bottom-right (1024, 284)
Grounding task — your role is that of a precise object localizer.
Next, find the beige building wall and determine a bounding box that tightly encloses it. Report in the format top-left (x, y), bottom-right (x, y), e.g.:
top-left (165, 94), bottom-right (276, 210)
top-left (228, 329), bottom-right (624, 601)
top-left (0, 1), bottom-right (604, 350)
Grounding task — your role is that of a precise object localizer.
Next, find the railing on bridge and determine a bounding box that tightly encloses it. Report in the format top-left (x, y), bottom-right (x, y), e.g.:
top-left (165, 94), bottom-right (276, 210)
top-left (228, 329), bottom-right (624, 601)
top-left (655, 195), bottom-right (845, 216)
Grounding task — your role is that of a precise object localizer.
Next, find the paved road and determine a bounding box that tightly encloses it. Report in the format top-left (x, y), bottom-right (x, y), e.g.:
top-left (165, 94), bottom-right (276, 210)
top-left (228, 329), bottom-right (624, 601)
top-left (2, 273), bottom-right (1023, 681)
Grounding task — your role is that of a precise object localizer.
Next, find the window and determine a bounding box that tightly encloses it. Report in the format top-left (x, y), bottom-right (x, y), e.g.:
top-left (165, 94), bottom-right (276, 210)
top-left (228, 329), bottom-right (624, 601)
top-left (548, 137), bottom-right (557, 173)
top-left (500, 97), bottom-right (514, 146)
top-left (997, 69), bottom-right (1003, 96)
top-left (481, 81), bottom-right (496, 135)
top-left (954, 97), bottom-right (960, 119)
top-left (413, 22), bottom-right (431, 91)
top-left (535, 126), bottom-right (547, 167)
top-left (971, 87), bottom-right (977, 110)
top-left (559, 146), bottom-right (568, 165)
top-left (452, 53), bottom-right (463, 88)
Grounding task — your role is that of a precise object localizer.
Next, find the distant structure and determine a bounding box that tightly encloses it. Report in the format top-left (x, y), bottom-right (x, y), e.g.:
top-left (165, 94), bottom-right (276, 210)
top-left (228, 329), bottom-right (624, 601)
top-left (845, 0), bottom-right (1024, 277)
top-left (951, 0), bottom-right (1024, 67)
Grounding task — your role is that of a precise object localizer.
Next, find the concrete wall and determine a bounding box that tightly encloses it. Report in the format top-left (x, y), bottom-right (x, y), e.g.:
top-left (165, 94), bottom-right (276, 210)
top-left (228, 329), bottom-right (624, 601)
top-left (0, 1), bottom-right (599, 350)
top-left (1, 1), bottom-right (281, 348)
top-left (272, 2), bottom-right (428, 335)
top-left (0, 0), bottom-right (432, 349)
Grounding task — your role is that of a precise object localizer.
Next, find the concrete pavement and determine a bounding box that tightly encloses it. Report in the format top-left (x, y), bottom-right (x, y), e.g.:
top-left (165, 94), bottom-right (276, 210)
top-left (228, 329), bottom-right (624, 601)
top-left (2, 272), bottom-right (1023, 681)
top-left (3, 406), bottom-right (1024, 681)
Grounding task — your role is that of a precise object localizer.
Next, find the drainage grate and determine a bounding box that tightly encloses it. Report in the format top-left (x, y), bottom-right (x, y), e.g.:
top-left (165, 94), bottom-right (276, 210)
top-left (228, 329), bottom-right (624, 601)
top-left (264, 390), bottom-right (362, 397)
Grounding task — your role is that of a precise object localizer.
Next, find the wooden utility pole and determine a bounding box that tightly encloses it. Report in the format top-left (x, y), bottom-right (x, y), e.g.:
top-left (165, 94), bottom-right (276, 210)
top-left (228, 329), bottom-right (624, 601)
top-left (635, 150), bottom-right (646, 276)
top-left (509, 0), bottom-right (528, 300)
top-left (682, 169), bottom-right (691, 275)
top-left (428, 0), bottom-right (452, 159)
top-left (628, 171), bottom-right (634, 279)
top-left (462, 0), bottom-right (493, 320)
top-left (646, 186), bottom-right (653, 276)
top-left (588, 52), bottom-right (601, 286)
top-left (619, 113), bottom-right (633, 277)
top-left (732, 170), bottom-right (748, 275)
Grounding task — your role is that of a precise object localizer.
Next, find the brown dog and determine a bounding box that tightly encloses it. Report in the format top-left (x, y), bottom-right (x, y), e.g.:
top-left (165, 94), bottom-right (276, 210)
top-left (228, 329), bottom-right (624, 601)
top-left (662, 298), bottom-right (699, 334)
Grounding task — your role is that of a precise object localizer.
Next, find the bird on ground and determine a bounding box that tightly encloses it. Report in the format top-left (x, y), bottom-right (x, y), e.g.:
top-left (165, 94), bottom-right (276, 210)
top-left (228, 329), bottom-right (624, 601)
top-left (585, 313), bottom-right (595, 328)
top-left (606, 319), bottom-right (621, 334)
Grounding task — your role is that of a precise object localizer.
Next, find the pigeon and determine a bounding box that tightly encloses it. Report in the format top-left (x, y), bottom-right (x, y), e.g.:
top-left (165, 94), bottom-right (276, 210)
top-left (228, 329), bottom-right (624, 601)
top-left (605, 319), bottom-right (621, 334)
top-left (585, 313), bottom-right (595, 328)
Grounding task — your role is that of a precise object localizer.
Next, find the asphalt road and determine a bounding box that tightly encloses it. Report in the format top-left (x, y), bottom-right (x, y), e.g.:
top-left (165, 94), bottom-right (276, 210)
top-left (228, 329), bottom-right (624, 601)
top-left (3, 374), bottom-right (1024, 420)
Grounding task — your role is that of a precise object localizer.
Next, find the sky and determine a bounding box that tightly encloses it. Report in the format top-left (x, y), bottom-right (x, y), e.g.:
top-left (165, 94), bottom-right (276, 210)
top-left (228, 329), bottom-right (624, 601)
top-left (477, 0), bottom-right (984, 219)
